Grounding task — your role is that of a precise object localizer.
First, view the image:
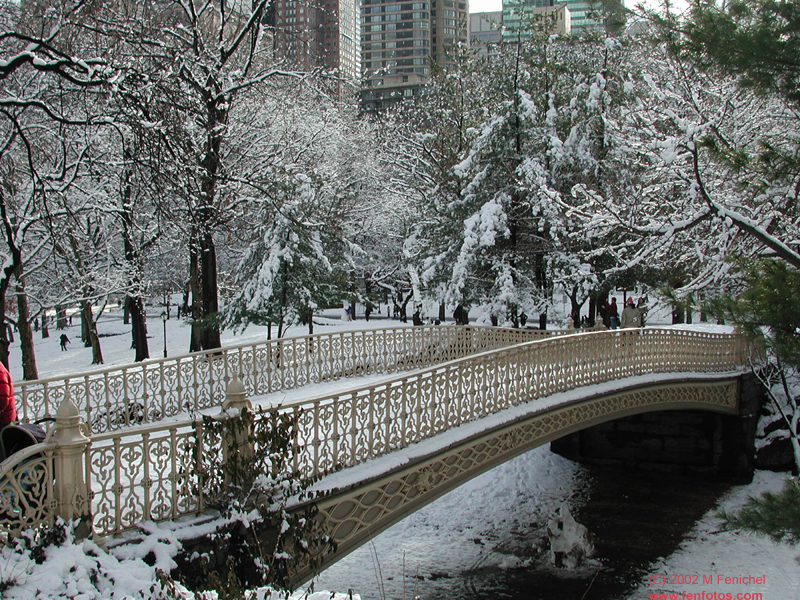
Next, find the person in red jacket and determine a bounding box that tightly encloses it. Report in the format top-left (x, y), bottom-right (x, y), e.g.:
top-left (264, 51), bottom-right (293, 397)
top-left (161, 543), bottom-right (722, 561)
top-left (0, 360), bottom-right (16, 428)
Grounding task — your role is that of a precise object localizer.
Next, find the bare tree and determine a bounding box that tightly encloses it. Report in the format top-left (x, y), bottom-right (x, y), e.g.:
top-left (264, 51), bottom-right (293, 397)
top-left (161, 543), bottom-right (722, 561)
top-left (108, 0), bottom-right (314, 352)
top-left (0, 0), bottom-right (115, 375)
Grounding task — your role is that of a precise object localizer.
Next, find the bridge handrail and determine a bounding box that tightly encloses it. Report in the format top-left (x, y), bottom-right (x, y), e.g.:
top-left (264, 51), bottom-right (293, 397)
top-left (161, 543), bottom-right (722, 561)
top-left (276, 327), bottom-right (747, 477)
top-left (17, 325), bottom-right (560, 434)
top-left (1, 327), bottom-right (747, 540)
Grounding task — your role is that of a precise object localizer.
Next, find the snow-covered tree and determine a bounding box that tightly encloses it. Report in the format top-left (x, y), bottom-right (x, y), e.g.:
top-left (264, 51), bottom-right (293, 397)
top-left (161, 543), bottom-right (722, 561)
top-left (226, 173), bottom-right (344, 338)
top-left (408, 29), bottom-right (634, 326)
top-left (107, 0), bottom-right (313, 352)
top-left (224, 87), bottom-right (385, 336)
top-left (0, 0), bottom-right (116, 376)
top-left (626, 1), bottom-right (800, 475)
top-left (567, 42), bottom-right (788, 297)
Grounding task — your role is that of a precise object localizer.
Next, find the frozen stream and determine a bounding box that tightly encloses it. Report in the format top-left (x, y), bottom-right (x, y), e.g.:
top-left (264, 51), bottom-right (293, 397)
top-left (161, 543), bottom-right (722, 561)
top-left (311, 445), bottom-right (732, 600)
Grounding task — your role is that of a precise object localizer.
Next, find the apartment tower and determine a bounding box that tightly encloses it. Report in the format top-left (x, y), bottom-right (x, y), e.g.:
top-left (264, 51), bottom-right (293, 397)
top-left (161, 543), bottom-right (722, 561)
top-left (361, 0), bottom-right (469, 111)
top-left (271, 0), bottom-right (361, 83)
top-left (503, 0), bottom-right (621, 38)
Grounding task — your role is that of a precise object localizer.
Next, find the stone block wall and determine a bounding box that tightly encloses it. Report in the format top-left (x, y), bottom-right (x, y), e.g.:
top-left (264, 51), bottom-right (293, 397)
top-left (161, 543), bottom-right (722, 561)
top-left (551, 374), bottom-right (763, 483)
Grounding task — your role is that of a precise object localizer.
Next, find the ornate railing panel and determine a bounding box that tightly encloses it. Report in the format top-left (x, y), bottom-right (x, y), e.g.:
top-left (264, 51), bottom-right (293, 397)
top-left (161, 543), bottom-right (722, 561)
top-left (0, 445), bottom-right (55, 538)
top-left (87, 423), bottom-right (209, 536)
top-left (18, 325), bottom-right (557, 434)
top-left (279, 328), bottom-right (745, 478)
top-left (1, 327), bottom-right (747, 541)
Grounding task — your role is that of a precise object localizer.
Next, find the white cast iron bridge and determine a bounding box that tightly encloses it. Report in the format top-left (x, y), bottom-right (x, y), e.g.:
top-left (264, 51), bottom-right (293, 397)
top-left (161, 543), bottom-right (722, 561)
top-left (0, 325), bottom-right (750, 582)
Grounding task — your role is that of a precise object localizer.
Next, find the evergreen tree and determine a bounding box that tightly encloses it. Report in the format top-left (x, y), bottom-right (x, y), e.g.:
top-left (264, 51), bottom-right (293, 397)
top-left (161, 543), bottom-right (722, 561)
top-left (711, 259), bottom-right (800, 472)
top-left (408, 25), bottom-right (633, 326)
top-left (225, 172), bottom-right (346, 338)
top-left (718, 478), bottom-right (800, 546)
top-left (654, 0), bottom-right (800, 105)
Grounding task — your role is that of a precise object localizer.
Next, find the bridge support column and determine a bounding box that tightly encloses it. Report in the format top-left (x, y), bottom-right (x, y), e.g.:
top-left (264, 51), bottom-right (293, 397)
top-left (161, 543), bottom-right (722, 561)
top-left (218, 378), bottom-right (255, 491)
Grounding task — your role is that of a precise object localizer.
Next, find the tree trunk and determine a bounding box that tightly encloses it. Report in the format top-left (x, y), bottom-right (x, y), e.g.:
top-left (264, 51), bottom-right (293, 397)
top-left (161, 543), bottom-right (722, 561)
top-left (595, 291), bottom-right (610, 328)
top-left (569, 290), bottom-right (583, 328)
top-left (82, 300), bottom-right (103, 365)
top-left (200, 231), bottom-right (221, 349)
top-left (57, 305), bottom-right (67, 330)
top-left (127, 297), bottom-right (136, 349)
top-left (41, 314), bottom-right (49, 339)
top-left (188, 229), bottom-right (221, 352)
top-left (128, 295), bottom-right (149, 362)
top-left (189, 239), bottom-right (203, 353)
top-left (16, 281), bottom-right (37, 380)
top-left (399, 291), bottom-right (412, 323)
top-left (82, 306), bottom-right (92, 347)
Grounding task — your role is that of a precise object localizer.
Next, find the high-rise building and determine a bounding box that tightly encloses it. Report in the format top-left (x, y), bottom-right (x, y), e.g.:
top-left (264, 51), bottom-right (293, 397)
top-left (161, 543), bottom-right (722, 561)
top-left (502, 0), bottom-right (619, 39)
top-left (469, 11), bottom-right (502, 57)
top-left (360, 0), bottom-right (469, 111)
top-left (271, 0), bottom-right (361, 83)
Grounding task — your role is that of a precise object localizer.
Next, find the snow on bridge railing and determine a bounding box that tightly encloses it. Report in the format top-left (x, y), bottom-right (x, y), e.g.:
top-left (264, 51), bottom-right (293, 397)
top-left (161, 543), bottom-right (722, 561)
top-left (279, 327), bottom-right (748, 478)
top-left (16, 325), bottom-right (560, 435)
top-left (0, 326), bottom-right (747, 542)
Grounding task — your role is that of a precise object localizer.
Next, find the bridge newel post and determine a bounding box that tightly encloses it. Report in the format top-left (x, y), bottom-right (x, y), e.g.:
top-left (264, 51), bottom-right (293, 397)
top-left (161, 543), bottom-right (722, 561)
top-left (51, 391), bottom-right (93, 539)
top-left (220, 377), bottom-right (255, 491)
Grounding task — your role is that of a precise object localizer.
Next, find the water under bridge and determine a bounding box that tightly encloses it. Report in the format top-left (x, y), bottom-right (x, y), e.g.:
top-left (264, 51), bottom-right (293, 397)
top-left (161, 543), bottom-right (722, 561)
top-left (0, 325), bottom-right (756, 584)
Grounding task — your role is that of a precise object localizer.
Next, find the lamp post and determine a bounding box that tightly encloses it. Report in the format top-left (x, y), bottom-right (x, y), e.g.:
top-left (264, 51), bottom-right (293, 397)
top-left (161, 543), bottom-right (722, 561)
top-left (161, 312), bottom-right (167, 358)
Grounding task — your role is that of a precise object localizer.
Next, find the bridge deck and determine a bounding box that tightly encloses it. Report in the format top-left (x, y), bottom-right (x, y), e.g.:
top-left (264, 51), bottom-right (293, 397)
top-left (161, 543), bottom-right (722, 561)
top-left (0, 327), bottom-right (749, 549)
top-left (306, 370), bottom-right (744, 496)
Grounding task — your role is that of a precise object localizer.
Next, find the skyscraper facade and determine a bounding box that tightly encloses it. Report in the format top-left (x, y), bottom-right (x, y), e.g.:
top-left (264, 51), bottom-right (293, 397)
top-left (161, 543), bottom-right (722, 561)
top-left (272, 0), bottom-right (360, 82)
top-left (360, 0), bottom-right (469, 111)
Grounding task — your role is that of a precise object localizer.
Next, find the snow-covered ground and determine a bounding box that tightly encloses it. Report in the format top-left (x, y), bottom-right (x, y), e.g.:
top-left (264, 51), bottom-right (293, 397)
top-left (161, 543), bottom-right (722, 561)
top-left (5, 304), bottom-right (395, 382)
top-left (625, 469), bottom-right (800, 600)
top-left (1, 306), bottom-right (796, 599)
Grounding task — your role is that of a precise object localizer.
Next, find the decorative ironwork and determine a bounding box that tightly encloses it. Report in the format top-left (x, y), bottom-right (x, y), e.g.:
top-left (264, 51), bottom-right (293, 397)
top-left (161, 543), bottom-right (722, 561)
top-left (0, 327), bottom-right (747, 546)
top-left (18, 325), bottom-right (558, 434)
top-left (303, 379), bottom-right (740, 583)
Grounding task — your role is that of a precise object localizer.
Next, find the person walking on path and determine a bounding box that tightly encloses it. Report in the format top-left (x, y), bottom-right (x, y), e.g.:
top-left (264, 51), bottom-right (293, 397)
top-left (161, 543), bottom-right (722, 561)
top-left (59, 333), bottom-right (70, 351)
top-left (620, 298), bottom-right (643, 329)
top-left (608, 298), bottom-right (619, 329)
top-left (637, 297), bottom-right (648, 327)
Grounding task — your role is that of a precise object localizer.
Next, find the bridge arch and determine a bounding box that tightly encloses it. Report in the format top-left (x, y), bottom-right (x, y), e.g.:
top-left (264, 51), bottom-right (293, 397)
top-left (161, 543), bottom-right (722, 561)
top-left (293, 374), bottom-right (751, 584)
top-left (1, 326), bottom-right (751, 584)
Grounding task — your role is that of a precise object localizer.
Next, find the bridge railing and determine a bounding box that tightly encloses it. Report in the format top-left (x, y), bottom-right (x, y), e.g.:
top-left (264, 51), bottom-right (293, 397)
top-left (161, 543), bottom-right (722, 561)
top-left (0, 327), bottom-right (746, 541)
top-left (280, 327), bottom-right (746, 477)
top-left (17, 325), bottom-right (558, 434)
